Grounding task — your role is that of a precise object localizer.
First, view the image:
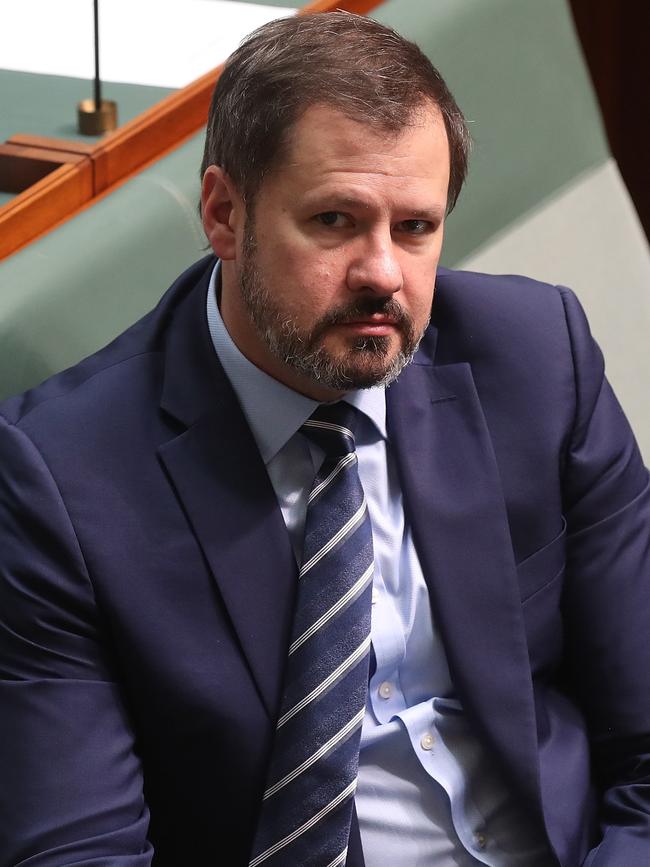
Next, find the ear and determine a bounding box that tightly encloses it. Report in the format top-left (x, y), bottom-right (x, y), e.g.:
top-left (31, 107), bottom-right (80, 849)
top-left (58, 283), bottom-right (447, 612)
top-left (201, 166), bottom-right (245, 260)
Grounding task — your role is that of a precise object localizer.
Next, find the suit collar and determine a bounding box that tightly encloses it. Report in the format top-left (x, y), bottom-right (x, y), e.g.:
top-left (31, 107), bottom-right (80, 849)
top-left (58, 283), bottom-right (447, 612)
top-left (159, 256), bottom-right (223, 428)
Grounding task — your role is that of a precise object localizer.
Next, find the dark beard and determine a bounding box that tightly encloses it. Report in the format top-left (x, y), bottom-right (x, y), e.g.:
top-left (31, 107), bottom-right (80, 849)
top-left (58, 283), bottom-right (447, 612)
top-left (238, 229), bottom-right (427, 392)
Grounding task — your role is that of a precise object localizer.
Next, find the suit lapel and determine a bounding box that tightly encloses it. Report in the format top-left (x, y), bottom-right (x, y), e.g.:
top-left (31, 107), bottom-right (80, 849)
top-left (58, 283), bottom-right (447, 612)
top-left (157, 267), bottom-right (297, 720)
top-left (387, 353), bottom-right (543, 813)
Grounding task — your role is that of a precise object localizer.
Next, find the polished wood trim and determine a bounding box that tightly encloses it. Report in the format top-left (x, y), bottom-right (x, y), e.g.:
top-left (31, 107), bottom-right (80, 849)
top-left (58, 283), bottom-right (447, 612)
top-left (92, 67), bottom-right (220, 193)
top-left (0, 159), bottom-right (93, 260)
top-left (0, 142), bottom-right (86, 194)
top-left (7, 134), bottom-right (96, 156)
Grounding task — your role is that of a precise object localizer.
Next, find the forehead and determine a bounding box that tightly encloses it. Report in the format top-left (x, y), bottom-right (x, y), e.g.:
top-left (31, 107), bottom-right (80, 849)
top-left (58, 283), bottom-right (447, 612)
top-left (263, 102), bottom-right (450, 206)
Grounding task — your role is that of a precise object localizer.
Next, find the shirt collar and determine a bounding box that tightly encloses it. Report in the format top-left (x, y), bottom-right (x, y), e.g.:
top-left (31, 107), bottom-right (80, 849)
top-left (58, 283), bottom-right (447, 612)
top-left (206, 263), bottom-right (386, 464)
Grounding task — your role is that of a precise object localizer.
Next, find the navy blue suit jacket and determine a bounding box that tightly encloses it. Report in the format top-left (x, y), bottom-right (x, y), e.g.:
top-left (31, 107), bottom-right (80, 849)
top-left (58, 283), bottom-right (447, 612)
top-left (1, 257), bottom-right (650, 866)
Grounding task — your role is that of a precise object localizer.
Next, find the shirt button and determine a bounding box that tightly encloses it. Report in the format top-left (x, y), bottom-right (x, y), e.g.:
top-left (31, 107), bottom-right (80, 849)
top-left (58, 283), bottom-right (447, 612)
top-left (371, 588), bottom-right (379, 605)
top-left (378, 681), bottom-right (392, 699)
top-left (420, 732), bottom-right (435, 751)
top-left (474, 832), bottom-right (487, 850)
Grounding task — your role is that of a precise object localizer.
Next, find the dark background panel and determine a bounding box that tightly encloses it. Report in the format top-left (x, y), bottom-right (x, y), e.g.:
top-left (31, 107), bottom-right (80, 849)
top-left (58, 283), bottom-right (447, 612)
top-left (569, 0), bottom-right (650, 238)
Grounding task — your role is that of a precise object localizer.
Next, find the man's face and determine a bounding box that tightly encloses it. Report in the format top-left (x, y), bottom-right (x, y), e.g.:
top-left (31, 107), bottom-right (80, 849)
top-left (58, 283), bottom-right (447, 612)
top-left (220, 102), bottom-right (450, 400)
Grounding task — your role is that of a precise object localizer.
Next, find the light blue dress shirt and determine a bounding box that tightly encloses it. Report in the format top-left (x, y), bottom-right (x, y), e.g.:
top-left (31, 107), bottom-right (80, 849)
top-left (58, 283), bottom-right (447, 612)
top-left (206, 266), bottom-right (553, 866)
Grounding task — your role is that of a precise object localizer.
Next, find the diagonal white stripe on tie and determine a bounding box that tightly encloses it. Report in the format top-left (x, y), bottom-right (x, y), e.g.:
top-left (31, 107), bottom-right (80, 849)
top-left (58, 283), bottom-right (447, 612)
top-left (324, 847), bottom-right (348, 867)
top-left (264, 707), bottom-right (366, 799)
top-left (249, 779), bottom-right (357, 867)
top-left (289, 563), bottom-right (374, 655)
top-left (308, 452), bottom-right (357, 504)
top-left (299, 499), bottom-right (367, 578)
top-left (302, 419), bottom-right (354, 440)
top-left (276, 635), bottom-right (371, 728)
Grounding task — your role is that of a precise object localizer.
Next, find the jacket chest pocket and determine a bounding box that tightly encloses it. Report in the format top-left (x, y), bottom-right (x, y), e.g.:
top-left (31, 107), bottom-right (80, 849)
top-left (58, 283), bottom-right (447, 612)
top-left (517, 519), bottom-right (566, 674)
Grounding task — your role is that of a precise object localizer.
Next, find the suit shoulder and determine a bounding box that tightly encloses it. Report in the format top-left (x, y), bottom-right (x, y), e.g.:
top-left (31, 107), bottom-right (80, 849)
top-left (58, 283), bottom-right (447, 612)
top-left (0, 256), bottom-right (215, 433)
top-left (429, 268), bottom-right (607, 435)
top-left (431, 268), bottom-right (592, 366)
top-left (434, 267), bottom-right (568, 325)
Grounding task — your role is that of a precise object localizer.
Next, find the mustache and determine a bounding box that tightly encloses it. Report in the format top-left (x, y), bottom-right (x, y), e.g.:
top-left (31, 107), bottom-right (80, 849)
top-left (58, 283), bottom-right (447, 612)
top-left (315, 297), bottom-right (413, 331)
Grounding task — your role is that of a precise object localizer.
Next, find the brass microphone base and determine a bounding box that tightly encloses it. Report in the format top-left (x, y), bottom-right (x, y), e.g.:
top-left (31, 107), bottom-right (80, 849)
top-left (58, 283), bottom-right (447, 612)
top-left (77, 99), bottom-right (118, 136)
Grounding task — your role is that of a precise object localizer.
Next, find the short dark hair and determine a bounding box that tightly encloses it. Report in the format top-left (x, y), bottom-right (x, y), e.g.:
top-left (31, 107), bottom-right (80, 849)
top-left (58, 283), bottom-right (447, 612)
top-left (201, 11), bottom-right (470, 212)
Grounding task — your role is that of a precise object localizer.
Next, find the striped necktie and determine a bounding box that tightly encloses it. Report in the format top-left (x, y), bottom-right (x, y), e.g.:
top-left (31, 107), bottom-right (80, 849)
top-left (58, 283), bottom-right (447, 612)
top-left (249, 402), bottom-right (374, 867)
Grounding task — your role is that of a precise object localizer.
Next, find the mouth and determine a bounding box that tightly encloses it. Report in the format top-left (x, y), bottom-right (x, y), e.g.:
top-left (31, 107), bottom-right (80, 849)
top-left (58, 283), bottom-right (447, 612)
top-left (339, 324), bottom-right (397, 337)
top-left (335, 314), bottom-right (400, 336)
top-left (311, 298), bottom-right (411, 346)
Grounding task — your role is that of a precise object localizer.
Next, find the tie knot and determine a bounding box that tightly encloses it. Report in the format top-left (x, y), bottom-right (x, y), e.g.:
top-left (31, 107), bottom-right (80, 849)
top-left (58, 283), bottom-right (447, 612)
top-left (301, 402), bottom-right (358, 458)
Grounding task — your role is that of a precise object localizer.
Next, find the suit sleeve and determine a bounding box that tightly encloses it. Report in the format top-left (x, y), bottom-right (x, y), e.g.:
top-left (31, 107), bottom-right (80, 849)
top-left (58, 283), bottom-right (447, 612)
top-left (0, 415), bottom-right (153, 866)
top-left (558, 288), bottom-right (650, 867)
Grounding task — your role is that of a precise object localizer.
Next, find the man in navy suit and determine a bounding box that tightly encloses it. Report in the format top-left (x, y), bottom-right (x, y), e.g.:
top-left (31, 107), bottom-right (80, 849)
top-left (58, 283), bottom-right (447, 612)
top-left (1, 12), bottom-right (649, 867)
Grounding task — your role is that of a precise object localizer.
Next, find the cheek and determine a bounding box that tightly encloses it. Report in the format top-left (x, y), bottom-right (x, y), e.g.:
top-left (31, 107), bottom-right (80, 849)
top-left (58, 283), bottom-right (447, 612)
top-left (264, 234), bottom-right (324, 280)
top-left (402, 265), bottom-right (437, 321)
top-left (254, 248), bottom-right (340, 323)
top-left (283, 251), bottom-right (345, 307)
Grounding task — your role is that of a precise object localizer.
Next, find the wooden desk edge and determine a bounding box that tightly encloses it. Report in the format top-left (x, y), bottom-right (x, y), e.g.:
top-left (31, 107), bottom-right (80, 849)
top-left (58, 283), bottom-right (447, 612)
top-left (0, 159), bottom-right (93, 260)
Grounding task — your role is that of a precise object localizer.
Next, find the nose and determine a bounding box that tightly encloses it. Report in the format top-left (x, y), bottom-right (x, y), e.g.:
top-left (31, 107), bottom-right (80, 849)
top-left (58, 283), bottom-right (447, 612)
top-left (346, 232), bottom-right (403, 297)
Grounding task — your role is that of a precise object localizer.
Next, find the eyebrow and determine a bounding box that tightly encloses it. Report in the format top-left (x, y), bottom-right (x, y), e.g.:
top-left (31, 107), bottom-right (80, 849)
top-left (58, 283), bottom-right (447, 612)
top-left (310, 196), bottom-right (446, 221)
top-left (402, 207), bottom-right (446, 222)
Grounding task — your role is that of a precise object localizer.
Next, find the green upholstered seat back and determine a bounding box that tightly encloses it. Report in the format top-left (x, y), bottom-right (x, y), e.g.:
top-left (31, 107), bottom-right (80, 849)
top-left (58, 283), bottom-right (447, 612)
top-left (0, 135), bottom-right (206, 399)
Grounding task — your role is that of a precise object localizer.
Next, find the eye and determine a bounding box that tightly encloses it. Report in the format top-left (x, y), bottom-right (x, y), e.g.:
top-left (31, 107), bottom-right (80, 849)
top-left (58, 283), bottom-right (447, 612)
top-left (314, 211), bottom-right (351, 228)
top-left (395, 219), bottom-right (433, 235)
